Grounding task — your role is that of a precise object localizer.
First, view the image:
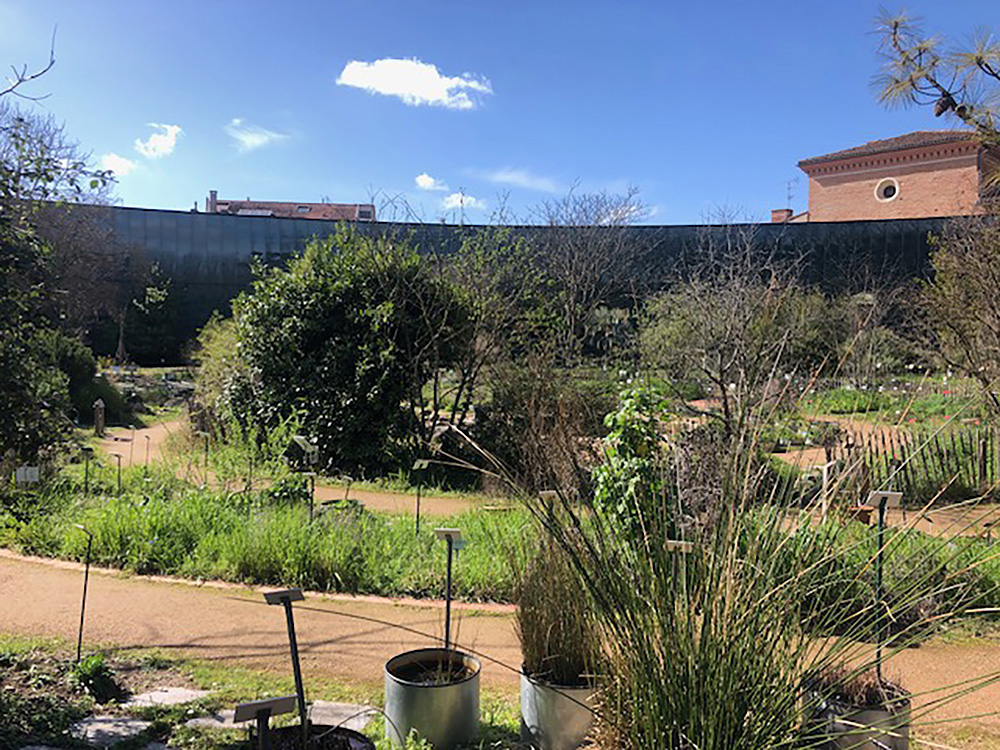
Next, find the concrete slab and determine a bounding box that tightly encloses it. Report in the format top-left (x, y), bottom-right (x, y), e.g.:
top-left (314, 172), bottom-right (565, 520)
top-left (71, 716), bottom-right (151, 746)
top-left (184, 709), bottom-right (240, 729)
top-left (125, 687), bottom-right (211, 708)
top-left (309, 701), bottom-right (375, 732)
top-left (185, 702), bottom-right (373, 732)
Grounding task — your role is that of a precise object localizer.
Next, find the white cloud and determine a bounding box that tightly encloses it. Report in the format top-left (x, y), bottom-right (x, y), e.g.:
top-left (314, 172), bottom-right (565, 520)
top-left (415, 172), bottom-right (448, 191)
top-left (484, 168), bottom-right (558, 193)
top-left (224, 118), bottom-right (289, 152)
top-left (100, 152), bottom-right (137, 177)
top-left (442, 192), bottom-right (485, 210)
top-left (134, 123), bottom-right (182, 158)
top-left (336, 58), bottom-right (492, 110)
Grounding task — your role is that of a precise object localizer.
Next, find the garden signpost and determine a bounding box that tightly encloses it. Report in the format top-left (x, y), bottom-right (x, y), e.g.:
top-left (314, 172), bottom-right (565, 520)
top-left (235, 695), bottom-right (297, 750)
top-left (82, 446), bottom-right (93, 495)
top-left (303, 472), bottom-right (316, 521)
top-left (413, 459), bottom-right (429, 535)
top-left (434, 528), bottom-right (465, 651)
top-left (869, 490), bottom-right (903, 682)
top-left (264, 588), bottom-right (309, 750)
top-left (74, 524), bottom-right (93, 663)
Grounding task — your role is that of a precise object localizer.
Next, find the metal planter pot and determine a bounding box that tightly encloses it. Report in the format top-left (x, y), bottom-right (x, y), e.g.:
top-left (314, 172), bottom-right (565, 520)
top-left (815, 699), bottom-right (910, 750)
top-left (384, 648), bottom-right (480, 749)
top-left (519, 672), bottom-right (595, 750)
top-left (267, 724), bottom-right (375, 750)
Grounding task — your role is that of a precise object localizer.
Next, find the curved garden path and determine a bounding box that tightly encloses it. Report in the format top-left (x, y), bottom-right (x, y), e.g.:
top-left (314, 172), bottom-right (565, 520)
top-left (2, 550), bottom-right (1000, 741)
top-left (97, 421), bottom-right (481, 516)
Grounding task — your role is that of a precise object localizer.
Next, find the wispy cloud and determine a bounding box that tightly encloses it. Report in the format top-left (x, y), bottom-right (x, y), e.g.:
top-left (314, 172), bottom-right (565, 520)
top-left (415, 172), bottom-right (449, 191)
top-left (442, 192), bottom-right (485, 210)
top-left (134, 123), bottom-right (182, 158)
top-left (100, 152), bottom-right (137, 177)
top-left (483, 168), bottom-right (558, 193)
top-left (224, 118), bottom-right (289, 152)
top-left (336, 58), bottom-right (492, 110)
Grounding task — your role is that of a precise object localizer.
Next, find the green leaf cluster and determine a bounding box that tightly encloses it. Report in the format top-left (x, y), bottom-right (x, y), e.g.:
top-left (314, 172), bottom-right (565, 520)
top-left (228, 228), bottom-right (473, 473)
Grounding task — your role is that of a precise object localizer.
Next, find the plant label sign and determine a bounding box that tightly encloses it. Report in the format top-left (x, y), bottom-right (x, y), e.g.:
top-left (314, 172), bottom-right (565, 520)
top-left (15, 466), bottom-right (39, 484)
top-left (869, 491), bottom-right (903, 509)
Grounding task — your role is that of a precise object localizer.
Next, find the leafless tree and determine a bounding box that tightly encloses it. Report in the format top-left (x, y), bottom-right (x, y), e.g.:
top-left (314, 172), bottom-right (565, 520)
top-left (640, 223), bottom-right (823, 436)
top-left (918, 214), bottom-right (1000, 414)
top-left (1, 35), bottom-right (56, 101)
top-left (530, 185), bottom-right (652, 359)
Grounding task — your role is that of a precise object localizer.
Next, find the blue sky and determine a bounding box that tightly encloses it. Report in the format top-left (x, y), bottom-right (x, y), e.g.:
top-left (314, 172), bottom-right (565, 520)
top-left (1, 1), bottom-right (994, 224)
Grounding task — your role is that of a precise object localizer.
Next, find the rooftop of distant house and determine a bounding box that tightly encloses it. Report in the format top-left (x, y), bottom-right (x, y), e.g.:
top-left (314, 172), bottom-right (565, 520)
top-left (798, 130), bottom-right (978, 167)
top-left (204, 190), bottom-right (375, 221)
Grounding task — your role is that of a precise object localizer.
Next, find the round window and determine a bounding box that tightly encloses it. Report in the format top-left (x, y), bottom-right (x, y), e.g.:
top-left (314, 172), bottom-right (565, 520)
top-left (875, 178), bottom-right (900, 202)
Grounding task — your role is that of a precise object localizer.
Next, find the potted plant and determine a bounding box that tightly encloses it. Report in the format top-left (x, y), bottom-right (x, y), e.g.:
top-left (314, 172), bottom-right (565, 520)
top-left (516, 544), bottom-right (598, 750)
top-left (384, 529), bottom-right (480, 749)
top-left (802, 666), bottom-right (910, 750)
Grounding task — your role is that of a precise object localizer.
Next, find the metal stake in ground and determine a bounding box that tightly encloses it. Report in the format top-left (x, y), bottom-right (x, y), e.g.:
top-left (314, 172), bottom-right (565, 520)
top-left (144, 434), bottom-right (151, 466)
top-left (869, 491), bottom-right (902, 683)
top-left (264, 589), bottom-right (309, 750)
top-left (303, 472), bottom-right (316, 521)
top-left (74, 524), bottom-right (93, 663)
top-left (413, 460), bottom-right (429, 535)
top-left (434, 528), bottom-right (465, 651)
top-left (111, 453), bottom-right (123, 496)
top-left (82, 446), bottom-right (93, 495)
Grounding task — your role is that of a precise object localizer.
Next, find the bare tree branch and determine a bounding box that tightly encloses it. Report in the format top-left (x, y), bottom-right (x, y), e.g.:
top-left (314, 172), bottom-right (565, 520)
top-left (1, 29), bottom-right (56, 101)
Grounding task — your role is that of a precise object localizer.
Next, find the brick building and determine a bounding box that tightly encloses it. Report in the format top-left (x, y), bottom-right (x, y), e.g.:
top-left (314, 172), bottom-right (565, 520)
top-left (783, 131), bottom-right (997, 223)
top-left (205, 190), bottom-right (375, 222)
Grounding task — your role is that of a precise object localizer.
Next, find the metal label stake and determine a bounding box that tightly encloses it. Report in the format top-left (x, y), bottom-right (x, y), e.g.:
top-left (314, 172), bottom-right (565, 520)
top-left (413, 460), bottom-right (429, 536)
top-left (265, 588), bottom-right (309, 749)
top-left (235, 695), bottom-right (297, 750)
top-left (434, 528), bottom-right (465, 651)
top-left (869, 490), bottom-right (902, 682)
top-left (74, 525), bottom-right (93, 663)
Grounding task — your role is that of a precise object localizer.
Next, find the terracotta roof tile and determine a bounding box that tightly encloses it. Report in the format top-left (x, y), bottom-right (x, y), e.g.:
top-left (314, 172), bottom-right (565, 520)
top-left (799, 131), bottom-right (977, 167)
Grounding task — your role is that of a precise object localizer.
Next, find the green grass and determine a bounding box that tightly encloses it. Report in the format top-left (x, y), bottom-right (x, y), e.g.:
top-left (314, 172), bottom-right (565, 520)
top-left (0, 635), bottom-right (524, 750)
top-left (801, 383), bottom-right (982, 423)
top-left (1, 465), bottom-right (535, 602)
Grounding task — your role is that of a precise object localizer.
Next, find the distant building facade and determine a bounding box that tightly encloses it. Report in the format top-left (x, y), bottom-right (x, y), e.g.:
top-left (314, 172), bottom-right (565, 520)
top-left (205, 189), bottom-right (375, 222)
top-left (790, 131), bottom-right (996, 222)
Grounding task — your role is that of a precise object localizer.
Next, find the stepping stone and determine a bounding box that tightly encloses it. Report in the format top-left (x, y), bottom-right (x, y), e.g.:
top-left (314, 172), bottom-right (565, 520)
top-left (185, 710), bottom-right (241, 729)
top-left (186, 702), bottom-right (374, 732)
top-left (309, 701), bottom-right (374, 731)
top-left (71, 716), bottom-right (151, 747)
top-left (126, 687), bottom-right (211, 708)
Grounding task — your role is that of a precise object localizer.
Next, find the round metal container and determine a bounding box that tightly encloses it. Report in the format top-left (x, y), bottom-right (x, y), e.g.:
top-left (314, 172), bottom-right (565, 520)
top-left (384, 648), bottom-right (480, 749)
top-left (519, 672), bottom-right (596, 750)
top-left (823, 699), bottom-right (910, 749)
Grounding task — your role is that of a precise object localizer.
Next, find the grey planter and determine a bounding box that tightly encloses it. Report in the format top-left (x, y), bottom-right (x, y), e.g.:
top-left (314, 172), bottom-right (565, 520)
top-left (384, 648), bottom-right (480, 749)
top-left (814, 698), bottom-right (910, 750)
top-left (267, 724), bottom-right (375, 750)
top-left (519, 672), bottom-right (595, 750)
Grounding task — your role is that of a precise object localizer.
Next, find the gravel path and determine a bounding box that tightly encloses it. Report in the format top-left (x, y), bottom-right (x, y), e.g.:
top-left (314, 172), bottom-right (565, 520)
top-left (3, 552), bottom-right (1000, 741)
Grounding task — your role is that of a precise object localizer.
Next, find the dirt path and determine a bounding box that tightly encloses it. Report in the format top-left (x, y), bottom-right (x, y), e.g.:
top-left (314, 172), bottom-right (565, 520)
top-left (97, 421), bottom-right (482, 517)
top-left (0, 551), bottom-right (520, 691)
top-left (775, 415), bottom-right (908, 469)
top-left (3, 552), bottom-right (1000, 737)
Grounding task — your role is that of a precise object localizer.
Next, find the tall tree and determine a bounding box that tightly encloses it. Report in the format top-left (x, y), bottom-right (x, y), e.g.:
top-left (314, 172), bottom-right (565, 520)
top-left (875, 10), bottom-right (1000, 154)
top-left (0, 69), bottom-right (112, 461)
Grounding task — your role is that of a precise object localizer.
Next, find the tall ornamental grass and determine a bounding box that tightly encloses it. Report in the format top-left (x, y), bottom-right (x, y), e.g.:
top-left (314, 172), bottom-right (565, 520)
top-left (518, 390), bottom-right (1000, 749)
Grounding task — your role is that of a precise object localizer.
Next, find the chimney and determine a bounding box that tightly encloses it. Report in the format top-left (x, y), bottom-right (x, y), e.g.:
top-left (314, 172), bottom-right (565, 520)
top-left (771, 208), bottom-right (793, 223)
top-left (207, 190), bottom-right (218, 213)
